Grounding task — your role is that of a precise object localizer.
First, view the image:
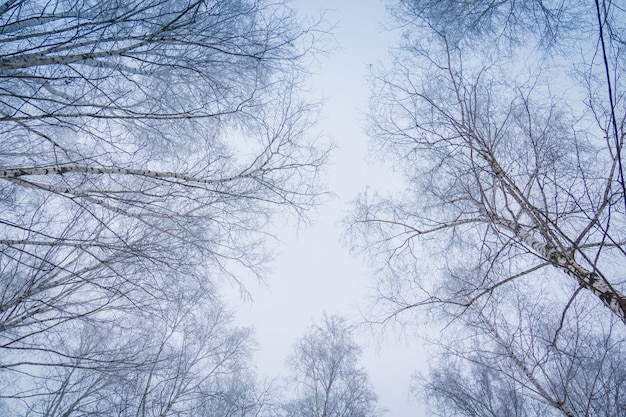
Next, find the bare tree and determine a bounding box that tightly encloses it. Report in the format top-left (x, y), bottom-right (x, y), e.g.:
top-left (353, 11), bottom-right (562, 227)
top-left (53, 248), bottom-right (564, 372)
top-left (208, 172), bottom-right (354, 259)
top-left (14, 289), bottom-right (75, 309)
top-left (5, 296), bottom-right (267, 417)
top-left (414, 300), bottom-right (626, 417)
top-left (351, 0), bottom-right (626, 327)
top-left (285, 315), bottom-right (380, 417)
top-left (348, 0), bottom-right (626, 415)
top-left (0, 0), bottom-right (328, 414)
top-left (418, 359), bottom-right (553, 417)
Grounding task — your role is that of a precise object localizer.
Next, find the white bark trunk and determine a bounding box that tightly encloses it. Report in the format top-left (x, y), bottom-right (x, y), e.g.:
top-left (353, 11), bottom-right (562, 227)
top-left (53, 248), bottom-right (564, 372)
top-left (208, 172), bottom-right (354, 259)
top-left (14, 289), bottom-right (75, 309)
top-left (0, 165), bottom-right (249, 185)
top-left (496, 217), bottom-right (626, 322)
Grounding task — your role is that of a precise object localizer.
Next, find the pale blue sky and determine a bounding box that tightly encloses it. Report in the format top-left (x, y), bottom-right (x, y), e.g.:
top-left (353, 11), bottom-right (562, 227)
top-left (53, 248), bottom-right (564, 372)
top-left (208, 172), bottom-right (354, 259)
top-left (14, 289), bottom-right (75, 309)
top-left (231, 1), bottom-right (428, 416)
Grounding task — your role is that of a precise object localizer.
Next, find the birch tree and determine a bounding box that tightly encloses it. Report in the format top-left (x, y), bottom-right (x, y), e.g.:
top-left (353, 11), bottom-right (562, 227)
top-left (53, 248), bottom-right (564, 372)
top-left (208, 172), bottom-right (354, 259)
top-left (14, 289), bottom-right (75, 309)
top-left (7, 299), bottom-right (266, 417)
top-left (415, 301), bottom-right (626, 417)
top-left (0, 0), bottom-right (328, 413)
top-left (349, 0), bottom-right (626, 414)
top-left (285, 315), bottom-right (379, 417)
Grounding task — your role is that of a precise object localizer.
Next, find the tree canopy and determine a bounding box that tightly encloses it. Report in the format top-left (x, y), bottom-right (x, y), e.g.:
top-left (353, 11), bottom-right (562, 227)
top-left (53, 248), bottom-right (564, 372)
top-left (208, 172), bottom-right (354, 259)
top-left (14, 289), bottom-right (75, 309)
top-left (0, 0), bottom-right (329, 414)
top-left (350, 0), bottom-right (626, 415)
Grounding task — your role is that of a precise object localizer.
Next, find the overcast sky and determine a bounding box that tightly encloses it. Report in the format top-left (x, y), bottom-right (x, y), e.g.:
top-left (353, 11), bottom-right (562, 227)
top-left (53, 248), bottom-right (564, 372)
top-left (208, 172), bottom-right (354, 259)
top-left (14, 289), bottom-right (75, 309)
top-left (230, 1), bottom-right (429, 416)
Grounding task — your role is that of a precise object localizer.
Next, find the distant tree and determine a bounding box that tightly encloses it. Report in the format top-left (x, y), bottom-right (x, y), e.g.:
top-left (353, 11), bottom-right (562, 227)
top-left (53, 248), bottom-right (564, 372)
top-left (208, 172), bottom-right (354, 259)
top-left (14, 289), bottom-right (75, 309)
top-left (285, 315), bottom-right (380, 417)
top-left (419, 359), bottom-right (551, 417)
top-left (415, 303), bottom-right (626, 417)
top-left (349, 0), bottom-right (626, 415)
top-left (1, 296), bottom-right (267, 416)
top-left (0, 0), bottom-right (328, 414)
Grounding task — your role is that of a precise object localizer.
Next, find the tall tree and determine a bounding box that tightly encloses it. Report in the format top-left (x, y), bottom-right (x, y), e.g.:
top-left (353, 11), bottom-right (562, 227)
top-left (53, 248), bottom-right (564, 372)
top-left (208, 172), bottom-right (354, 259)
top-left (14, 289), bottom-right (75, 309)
top-left (285, 315), bottom-right (379, 417)
top-left (0, 0), bottom-right (328, 414)
top-left (349, 0), bottom-right (626, 415)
